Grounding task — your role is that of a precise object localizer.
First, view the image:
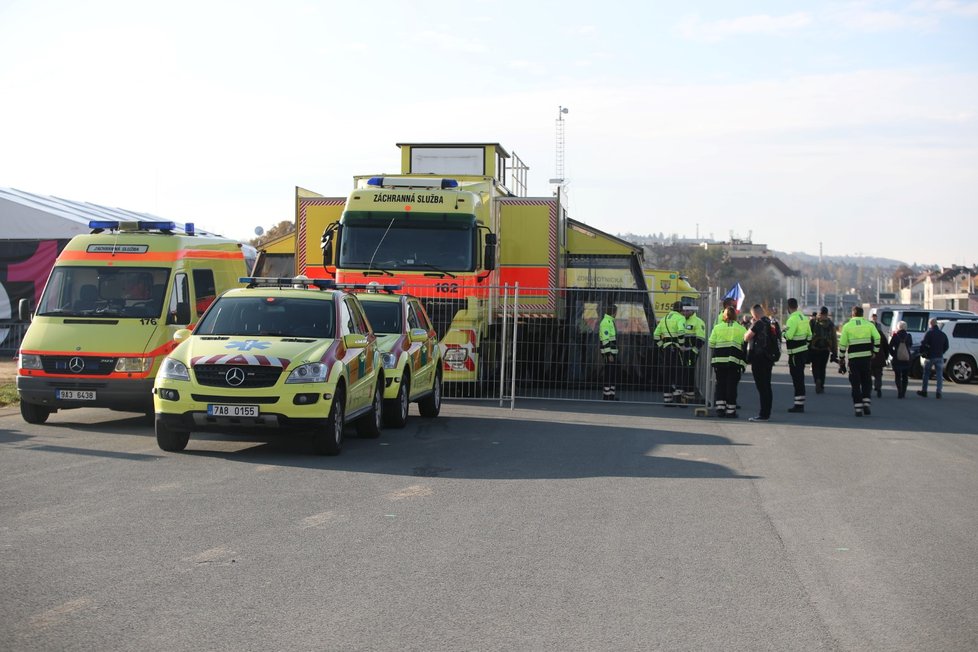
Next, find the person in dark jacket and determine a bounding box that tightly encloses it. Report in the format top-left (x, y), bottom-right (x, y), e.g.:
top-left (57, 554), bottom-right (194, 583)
top-left (888, 320), bottom-right (913, 399)
top-left (917, 318), bottom-right (950, 398)
top-left (808, 306), bottom-right (838, 394)
top-left (869, 314), bottom-right (890, 398)
top-left (744, 304), bottom-right (775, 422)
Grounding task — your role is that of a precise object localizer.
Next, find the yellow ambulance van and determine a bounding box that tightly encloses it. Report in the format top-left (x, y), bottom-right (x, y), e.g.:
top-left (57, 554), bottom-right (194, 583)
top-left (16, 220), bottom-right (252, 424)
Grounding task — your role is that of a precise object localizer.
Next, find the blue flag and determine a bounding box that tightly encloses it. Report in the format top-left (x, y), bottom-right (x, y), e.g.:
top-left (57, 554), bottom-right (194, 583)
top-left (723, 282), bottom-right (745, 311)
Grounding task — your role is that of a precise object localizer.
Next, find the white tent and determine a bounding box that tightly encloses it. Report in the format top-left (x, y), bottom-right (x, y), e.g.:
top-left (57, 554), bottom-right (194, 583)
top-left (0, 187), bottom-right (220, 238)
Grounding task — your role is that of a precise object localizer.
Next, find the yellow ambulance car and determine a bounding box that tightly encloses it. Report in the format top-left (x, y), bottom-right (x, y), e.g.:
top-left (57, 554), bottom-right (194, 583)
top-left (17, 220), bottom-right (251, 424)
top-left (357, 289), bottom-right (442, 427)
top-left (153, 277), bottom-right (384, 456)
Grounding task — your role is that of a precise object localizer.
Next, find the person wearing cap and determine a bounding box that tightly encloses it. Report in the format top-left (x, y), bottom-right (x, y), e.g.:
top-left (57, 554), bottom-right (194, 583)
top-left (682, 304), bottom-right (706, 403)
top-left (654, 300), bottom-right (687, 406)
top-left (783, 297), bottom-right (812, 413)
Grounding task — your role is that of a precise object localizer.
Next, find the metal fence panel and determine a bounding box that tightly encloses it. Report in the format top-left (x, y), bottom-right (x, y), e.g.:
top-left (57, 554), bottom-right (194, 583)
top-left (397, 283), bottom-right (717, 407)
top-left (0, 320), bottom-right (28, 357)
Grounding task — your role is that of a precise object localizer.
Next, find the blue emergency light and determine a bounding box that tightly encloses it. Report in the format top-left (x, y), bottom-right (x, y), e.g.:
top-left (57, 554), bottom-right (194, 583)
top-left (239, 277), bottom-right (337, 289)
top-left (88, 220), bottom-right (177, 232)
top-left (366, 177), bottom-right (459, 189)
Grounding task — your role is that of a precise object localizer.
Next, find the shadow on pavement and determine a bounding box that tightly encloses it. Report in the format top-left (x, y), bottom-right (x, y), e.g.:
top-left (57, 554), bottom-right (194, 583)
top-left (181, 415), bottom-right (758, 480)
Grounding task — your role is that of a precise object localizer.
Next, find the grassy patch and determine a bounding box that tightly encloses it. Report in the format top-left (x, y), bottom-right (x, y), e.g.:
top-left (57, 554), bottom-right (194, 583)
top-left (0, 383), bottom-right (18, 407)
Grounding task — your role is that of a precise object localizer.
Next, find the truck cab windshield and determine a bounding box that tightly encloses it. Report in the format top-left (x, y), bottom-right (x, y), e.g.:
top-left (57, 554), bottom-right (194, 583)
top-left (338, 213), bottom-right (476, 272)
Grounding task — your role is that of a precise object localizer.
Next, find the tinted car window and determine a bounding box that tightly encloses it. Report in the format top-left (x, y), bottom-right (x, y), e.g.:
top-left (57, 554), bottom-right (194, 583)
top-left (362, 301), bottom-right (403, 334)
top-left (902, 312), bottom-right (928, 333)
top-left (347, 299), bottom-right (371, 335)
top-left (196, 296), bottom-right (335, 338)
top-left (414, 302), bottom-right (434, 331)
top-left (953, 322), bottom-right (978, 338)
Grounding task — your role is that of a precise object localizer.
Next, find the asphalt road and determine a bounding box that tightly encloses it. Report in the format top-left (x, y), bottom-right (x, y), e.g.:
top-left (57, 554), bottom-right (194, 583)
top-left (2, 366), bottom-right (976, 651)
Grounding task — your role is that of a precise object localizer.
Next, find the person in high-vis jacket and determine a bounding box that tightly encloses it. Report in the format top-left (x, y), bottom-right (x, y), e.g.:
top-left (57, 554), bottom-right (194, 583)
top-left (682, 305), bottom-right (707, 403)
top-left (783, 297), bottom-right (812, 413)
top-left (654, 301), bottom-right (687, 405)
top-left (709, 306), bottom-right (747, 418)
top-left (599, 304), bottom-right (619, 401)
top-left (838, 305), bottom-right (881, 417)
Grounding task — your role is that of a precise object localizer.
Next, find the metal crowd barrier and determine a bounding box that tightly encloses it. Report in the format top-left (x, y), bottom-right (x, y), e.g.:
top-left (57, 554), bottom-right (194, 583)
top-left (0, 320), bottom-right (28, 358)
top-left (398, 284), bottom-right (717, 408)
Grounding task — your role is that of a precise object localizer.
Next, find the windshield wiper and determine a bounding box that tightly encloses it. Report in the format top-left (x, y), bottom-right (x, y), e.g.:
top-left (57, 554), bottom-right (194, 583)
top-left (344, 261), bottom-right (395, 276)
top-left (415, 263), bottom-right (457, 279)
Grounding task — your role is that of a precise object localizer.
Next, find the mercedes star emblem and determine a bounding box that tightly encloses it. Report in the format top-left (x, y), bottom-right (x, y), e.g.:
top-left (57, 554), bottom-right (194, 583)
top-left (68, 357), bottom-right (85, 373)
top-left (225, 367), bottom-right (246, 387)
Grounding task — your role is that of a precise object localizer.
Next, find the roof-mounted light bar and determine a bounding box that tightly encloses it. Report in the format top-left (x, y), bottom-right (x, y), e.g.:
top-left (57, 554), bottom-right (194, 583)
top-left (334, 282), bottom-right (403, 294)
top-left (88, 220), bottom-right (177, 233)
top-left (366, 177), bottom-right (458, 190)
top-left (238, 276), bottom-right (337, 290)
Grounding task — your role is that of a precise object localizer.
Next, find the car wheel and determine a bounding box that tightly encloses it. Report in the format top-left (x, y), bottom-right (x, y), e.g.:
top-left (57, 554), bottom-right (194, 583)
top-left (948, 355), bottom-right (976, 384)
top-left (384, 373), bottom-right (410, 428)
top-left (314, 387), bottom-right (344, 455)
top-left (357, 381), bottom-right (383, 438)
top-left (155, 416), bottom-right (190, 452)
top-left (419, 370), bottom-right (441, 418)
top-left (20, 400), bottom-right (51, 425)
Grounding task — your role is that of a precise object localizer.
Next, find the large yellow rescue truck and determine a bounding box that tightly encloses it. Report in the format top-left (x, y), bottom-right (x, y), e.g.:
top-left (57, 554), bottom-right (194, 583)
top-left (294, 143), bottom-right (657, 388)
top-left (17, 220), bottom-right (251, 423)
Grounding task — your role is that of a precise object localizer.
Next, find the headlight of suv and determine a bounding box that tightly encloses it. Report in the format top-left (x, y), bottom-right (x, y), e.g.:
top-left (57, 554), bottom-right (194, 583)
top-left (19, 353), bottom-right (42, 370)
top-left (381, 352), bottom-right (397, 369)
top-left (115, 357), bottom-right (153, 373)
top-left (159, 357), bottom-right (190, 381)
top-left (285, 362), bottom-right (329, 384)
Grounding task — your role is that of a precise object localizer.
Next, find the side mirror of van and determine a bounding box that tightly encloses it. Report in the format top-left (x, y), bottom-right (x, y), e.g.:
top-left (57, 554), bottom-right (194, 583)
top-left (483, 233), bottom-right (497, 271)
top-left (321, 223), bottom-right (340, 267)
top-left (173, 329), bottom-right (192, 344)
top-left (18, 298), bottom-right (32, 322)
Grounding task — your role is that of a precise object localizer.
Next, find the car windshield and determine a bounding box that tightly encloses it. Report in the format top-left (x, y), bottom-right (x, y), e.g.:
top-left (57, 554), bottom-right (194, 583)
top-left (361, 301), bottom-right (402, 334)
top-left (339, 214), bottom-right (475, 272)
top-left (195, 296), bottom-right (335, 338)
top-left (35, 266), bottom-right (170, 318)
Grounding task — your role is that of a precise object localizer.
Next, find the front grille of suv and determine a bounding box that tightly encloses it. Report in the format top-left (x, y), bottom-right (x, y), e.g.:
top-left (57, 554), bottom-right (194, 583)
top-left (193, 364), bottom-right (283, 388)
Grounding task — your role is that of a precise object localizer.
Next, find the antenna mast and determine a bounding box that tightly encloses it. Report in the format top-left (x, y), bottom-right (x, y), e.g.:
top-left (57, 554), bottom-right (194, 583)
top-left (551, 106), bottom-right (569, 186)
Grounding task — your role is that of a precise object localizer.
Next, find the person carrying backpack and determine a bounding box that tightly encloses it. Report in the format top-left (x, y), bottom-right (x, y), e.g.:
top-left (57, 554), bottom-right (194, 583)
top-left (888, 320), bottom-right (913, 399)
top-left (809, 306), bottom-right (837, 394)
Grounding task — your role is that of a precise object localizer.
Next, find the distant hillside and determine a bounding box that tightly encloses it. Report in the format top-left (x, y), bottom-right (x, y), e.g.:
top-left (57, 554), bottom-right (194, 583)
top-left (777, 251), bottom-right (909, 268)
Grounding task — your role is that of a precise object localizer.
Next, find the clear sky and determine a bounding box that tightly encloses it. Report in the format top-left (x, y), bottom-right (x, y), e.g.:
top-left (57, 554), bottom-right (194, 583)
top-left (1, 0), bottom-right (976, 266)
